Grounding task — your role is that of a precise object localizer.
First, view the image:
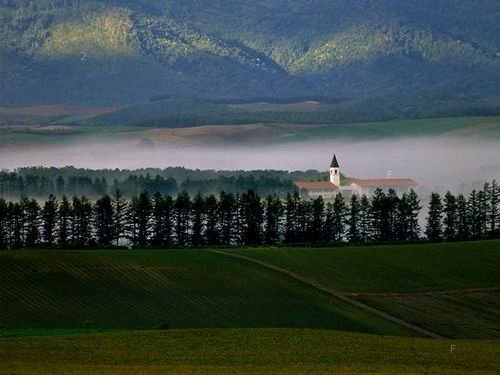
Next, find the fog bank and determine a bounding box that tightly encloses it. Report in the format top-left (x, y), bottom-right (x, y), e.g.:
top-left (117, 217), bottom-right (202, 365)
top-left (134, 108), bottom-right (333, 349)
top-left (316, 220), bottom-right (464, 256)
top-left (1, 137), bottom-right (499, 191)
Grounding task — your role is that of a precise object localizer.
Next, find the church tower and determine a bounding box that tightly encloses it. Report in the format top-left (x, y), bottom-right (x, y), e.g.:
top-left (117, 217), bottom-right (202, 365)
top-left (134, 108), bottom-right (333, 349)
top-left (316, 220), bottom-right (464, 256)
top-left (330, 154), bottom-right (340, 186)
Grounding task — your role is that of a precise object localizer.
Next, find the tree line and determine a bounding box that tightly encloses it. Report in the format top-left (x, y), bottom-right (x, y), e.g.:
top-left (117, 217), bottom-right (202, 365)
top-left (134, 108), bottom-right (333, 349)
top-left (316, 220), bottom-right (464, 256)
top-left (0, 181), bottom-right (498, 249)
top-left (0, 171), bottom-right (298, 199)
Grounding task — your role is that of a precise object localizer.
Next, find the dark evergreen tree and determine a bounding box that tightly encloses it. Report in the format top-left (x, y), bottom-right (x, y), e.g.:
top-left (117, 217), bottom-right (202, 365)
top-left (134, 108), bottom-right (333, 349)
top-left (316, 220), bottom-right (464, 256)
top-left (239, 190), bottom-right (263, 246)
top-left (310, 196), bottom-right (324, 243)
top-left (331, 193), bottom-right (347, 243)
top-left (174, 191), bottom-right (191, 246)
top-left (359, 194), bottom-right (372, 242)
top-left (385, 189), bottom-right (400, 241)
top-left (489, 180), bottom-right (500, 235)
top-left (0, 198), bottom-right (8, 249)
top-left (191, 193), bottom-right (206, 247)
top-left (95, 195), bottom-right (114, 246)
top-left (71, 196), bottom-right (93, 246)
top-left (219, 191), bottom-right (235, 246)
top-left (284, 192), bottom-right (299, 244)
top-left (456, 194), bottom-right (470, 241)
top-left (478, 184), bottom-right (490, 237)
top-left (23, 197), bottom-right (41, 247)
top-left (112, 190), bottom-right (128, 246)
top-left (443, 191), bottom-right (458, 241)
top-left (295, 199), bottom-right (311, 243)
top-left (395, 192), bottom-right (411, 241)
top-left (129, 192), bottom-right (153, 247)
top-left (42, 194), bottom-right (58, 246)
top-left (407, 189), bottom-right (421, 240)
top-left (58, 196), bottom-right (72, 247)
top-left (370, 189), bottom-right (386, 241)
top-left (264, 194), bottom-right (284, 245)
top-left (425, 192), bottom-right (443, 241)
top-left (468, 190), bottom-right (481, 239)
top-left (10, 202), bottom-right (24, 249)
top-left (205, 194), bottom-right (219, 246)
top-left (348, 194), bottom-right (361, 242)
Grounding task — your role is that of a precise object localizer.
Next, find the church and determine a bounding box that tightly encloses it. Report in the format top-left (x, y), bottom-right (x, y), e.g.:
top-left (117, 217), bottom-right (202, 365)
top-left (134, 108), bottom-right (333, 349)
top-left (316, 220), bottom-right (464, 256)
top-left (294, 155), bottom-right (417, 199)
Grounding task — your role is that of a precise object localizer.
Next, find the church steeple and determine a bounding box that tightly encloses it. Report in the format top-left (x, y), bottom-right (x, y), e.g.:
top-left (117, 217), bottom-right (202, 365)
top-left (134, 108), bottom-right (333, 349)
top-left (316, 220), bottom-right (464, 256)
top-left (330, 154), bottom-right (339, 168)
top-left (329, 154), bottom-right (340, 186)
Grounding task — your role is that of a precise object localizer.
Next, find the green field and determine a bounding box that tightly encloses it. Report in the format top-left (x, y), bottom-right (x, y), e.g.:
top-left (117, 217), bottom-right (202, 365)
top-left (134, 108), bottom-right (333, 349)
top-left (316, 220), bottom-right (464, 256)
top-left (1, 241), bottom-right (499, 372)
top-left (0, 250), bottom-right (410, 336)
top-left (1, 328), bottom-right (499, 374)
top-left (236, 241), bottom-right (500, 293)
top-left (231, 240), bottom-right (500, 339)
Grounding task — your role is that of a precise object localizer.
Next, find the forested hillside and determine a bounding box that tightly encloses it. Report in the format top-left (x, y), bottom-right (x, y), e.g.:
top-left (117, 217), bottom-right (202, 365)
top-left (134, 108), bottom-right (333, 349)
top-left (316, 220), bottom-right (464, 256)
top-left (1, 0), bottom-right (500, 105)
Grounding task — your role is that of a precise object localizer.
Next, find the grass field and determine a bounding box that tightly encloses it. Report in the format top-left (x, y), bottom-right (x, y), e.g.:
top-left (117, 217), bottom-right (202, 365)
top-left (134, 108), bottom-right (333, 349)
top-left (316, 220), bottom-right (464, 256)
top-left (236, 240), bottom-right (500, 293)
top-left (0, 250), bottom-right (411, 336)
top-left (230, 240), bottom-right (500, 339)
top-left (1, 241), bottom-right (499, 372)
top-left (1, 328), bottom-right (499, 374)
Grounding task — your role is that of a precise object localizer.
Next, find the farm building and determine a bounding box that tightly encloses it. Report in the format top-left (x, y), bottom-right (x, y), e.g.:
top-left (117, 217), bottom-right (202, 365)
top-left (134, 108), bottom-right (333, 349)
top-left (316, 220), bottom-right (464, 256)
top-left (295, 155), bottom-right (417, 198)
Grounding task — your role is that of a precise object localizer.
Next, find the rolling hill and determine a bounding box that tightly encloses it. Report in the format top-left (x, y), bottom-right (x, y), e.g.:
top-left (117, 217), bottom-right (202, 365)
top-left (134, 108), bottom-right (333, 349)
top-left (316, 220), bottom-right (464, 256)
top-left (1, 0), bottom-right (500, 105)
top-left (1, 240), bottom-right (499, 339)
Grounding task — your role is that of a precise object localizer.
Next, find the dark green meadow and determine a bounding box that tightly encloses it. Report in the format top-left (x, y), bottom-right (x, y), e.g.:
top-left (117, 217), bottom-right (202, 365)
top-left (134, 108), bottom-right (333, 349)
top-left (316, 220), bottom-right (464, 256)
top-left (1, 240), bottom-right (499, 372)
top-left (0, 249), bottom-right (410, 336)
top-left (234, 240), bottom-right (500, 339)
top-left (237, 240), bottom-right (500, 293)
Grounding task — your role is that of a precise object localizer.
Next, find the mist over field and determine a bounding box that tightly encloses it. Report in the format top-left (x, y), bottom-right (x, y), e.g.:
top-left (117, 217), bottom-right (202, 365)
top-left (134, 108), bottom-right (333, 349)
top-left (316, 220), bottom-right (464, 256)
top-left (1, 137), bottom-right (498, 192)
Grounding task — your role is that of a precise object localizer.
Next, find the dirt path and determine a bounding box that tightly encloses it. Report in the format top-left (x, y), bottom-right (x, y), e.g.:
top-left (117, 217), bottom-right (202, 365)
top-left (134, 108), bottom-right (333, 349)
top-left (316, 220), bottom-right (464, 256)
top-left (211, 250), bottom-right (445, 339)
top-left (346, 287), bottom-right (500, 298)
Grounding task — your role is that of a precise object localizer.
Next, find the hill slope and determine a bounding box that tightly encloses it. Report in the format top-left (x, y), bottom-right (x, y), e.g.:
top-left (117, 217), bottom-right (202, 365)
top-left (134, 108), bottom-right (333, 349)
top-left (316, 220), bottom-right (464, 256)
top-left (1, 241), bottom-right (499, 339)
top-left (0, 249), bottom-right (411, 336)
top-left (1, 0), bottom-right (500, 105)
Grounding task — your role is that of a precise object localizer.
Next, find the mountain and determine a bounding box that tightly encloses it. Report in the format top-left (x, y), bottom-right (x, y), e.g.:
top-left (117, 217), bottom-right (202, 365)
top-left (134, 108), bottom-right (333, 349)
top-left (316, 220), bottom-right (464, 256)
top-left (1, 0), bottom-right (500, 105)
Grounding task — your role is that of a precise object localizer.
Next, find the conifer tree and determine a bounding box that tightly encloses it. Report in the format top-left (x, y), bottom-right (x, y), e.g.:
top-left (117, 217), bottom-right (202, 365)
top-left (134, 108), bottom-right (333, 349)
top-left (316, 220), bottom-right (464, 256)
top-left (310, 196), bottom-right (324, 243)
top-left (42, 194), bottom-right (58, 246)
top-left (468, 190), bottom-right (481, 239)
top-left (264, 194), bottom-right (284, 245)
top-left (407, 189), bottom-right (421, 240)
top-left (0, 198), bottom-right (8, 249)
top-left (219, 191), bottom-right (235, 246)
top-left (95, 195), bottom-right (114, 246)
top-left (358, 194), bottom-right (372, 242)
top-left (370, 189), bottom-right (386, 241)
top-left (205, 194), bottom-right (219, 246)
top-left (443, 191), bottom-right (458, 241)
top-left (425, 192), bottom-right (443, 241)
top-left (24, 198), bottom-right (41, 247)
top-left (331, 193), bottom-right (347, 243)
top-left (284, 192), bottom-right (298, 244)
top-left (296, 199), bottom-right (311, 243)
top-left (456, 194), bottom-right (470, 241)
top-left (239, 190), bottom-right (263, 246)
top-left (112, 189), bottom-right (127, 246)
top-left (191, 193), bottom-right (206, 247)
top-left (478, 185), bottom-right (490, 237)
top-left (58, 196), bottom-right (72, 247)
top-left (10, 202), bottom-right (23, 249)
top-left (72, 196), bottom-right (93, 246)
top-left (174, 191), bottom-right (192, 246)
top-left (489, 180), bottom-right (499, 235)
top-left (348, 194), bottom-right (361, 242)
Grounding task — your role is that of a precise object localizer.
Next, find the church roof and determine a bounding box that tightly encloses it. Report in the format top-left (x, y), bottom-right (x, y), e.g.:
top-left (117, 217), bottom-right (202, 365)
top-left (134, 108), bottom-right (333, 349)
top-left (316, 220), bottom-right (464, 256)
top-left (295, 181), bottom-right (338, 191)
top-left (330, 154), bottom-right (339, 168)
top-left (352, 178), bottom-right (417, 187)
